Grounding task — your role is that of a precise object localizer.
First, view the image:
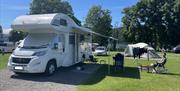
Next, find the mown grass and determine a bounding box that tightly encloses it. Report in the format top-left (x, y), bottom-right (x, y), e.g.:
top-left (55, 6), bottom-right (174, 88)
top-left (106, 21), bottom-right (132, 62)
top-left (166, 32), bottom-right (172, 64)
top-left (0, 52), bottom-right (180, 91)
top-left (77, 52), bottom-right (180, 91)
top-left (0, 53), bottom-right (10, 70)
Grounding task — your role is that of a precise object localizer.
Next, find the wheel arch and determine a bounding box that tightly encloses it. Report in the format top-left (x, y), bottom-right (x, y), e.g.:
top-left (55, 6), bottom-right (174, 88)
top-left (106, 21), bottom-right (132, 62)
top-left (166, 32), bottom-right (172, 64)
top-left (48, 58), bottom-right (57, 67)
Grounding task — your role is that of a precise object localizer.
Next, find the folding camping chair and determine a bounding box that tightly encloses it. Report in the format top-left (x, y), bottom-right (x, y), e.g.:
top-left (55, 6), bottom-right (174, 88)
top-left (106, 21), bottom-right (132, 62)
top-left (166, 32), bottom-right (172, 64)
top-left (153, 58), bottom-right (168, 73)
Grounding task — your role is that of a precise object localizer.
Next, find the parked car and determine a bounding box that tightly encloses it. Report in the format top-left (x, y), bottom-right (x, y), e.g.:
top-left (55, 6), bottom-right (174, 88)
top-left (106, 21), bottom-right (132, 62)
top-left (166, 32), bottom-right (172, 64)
top-left (94, 46), bottom-right (108, 56)
top-left (173, 45), bottom-right (180, 54)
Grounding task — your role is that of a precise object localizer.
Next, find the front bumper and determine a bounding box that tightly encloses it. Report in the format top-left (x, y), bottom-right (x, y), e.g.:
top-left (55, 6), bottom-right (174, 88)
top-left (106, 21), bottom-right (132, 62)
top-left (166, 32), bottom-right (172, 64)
top-left (8, 55), bottom-right (45, 73)
top-left (95, 52), bottom-right (107, 55)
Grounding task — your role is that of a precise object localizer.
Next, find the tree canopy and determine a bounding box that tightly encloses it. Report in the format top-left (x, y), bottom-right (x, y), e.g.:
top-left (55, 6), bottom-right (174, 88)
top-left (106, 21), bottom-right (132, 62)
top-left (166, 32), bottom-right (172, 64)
top-left (9, 30), bottom-right (27, 43)
top-left (85, 5), bottom-right (112, 46)
top-left (122, 0), bottom-right (180, 49)
top-left (29, 0), bottom-right (81, 26)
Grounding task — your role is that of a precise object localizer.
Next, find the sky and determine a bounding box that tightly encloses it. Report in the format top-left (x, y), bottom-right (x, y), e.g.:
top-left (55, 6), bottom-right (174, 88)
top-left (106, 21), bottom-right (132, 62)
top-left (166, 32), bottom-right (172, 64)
top-left (0, 0), bottom-right (138, 33)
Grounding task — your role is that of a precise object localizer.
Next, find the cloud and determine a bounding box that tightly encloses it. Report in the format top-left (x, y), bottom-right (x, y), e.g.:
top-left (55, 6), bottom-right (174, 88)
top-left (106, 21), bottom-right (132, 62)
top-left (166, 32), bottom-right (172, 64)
top-left (3, 28), bottom-right (12, 34)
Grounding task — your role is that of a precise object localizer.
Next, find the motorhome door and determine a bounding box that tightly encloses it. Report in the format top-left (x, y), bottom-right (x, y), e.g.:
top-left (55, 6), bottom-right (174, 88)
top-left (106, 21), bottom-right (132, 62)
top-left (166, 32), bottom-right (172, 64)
top-left (69, 34), bottom-right (75, 63)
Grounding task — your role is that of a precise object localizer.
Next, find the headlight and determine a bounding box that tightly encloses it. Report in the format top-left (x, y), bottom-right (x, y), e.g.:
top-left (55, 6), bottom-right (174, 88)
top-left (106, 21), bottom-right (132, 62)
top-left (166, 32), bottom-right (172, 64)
top-left (173, 48), bottom-right (176, 51)
top-left (8, 56), bottom-right (12, 66)
top-left (32, 50), bottom-right (47, 56)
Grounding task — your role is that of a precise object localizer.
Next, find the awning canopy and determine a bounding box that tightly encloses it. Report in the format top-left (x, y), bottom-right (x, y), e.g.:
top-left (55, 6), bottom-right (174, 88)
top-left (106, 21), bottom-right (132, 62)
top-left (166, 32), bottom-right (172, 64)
top-left (72, 26), bottom-right (118, 40)
top-left (11, 13), bottom-right (118, 40)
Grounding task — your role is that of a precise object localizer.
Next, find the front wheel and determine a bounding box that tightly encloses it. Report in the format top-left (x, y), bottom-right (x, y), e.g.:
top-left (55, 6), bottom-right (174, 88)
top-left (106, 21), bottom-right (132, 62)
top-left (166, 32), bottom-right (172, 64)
top-left (14, 72), bottom-right (23, 75)
top-left (45, 61), bottom-right (56, 76)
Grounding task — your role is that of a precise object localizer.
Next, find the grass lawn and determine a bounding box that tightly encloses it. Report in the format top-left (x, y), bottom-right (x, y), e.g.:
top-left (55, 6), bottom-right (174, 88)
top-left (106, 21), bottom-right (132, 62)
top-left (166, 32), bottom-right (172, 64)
top-left (0, 52), bottom-right (179, 91)
top-left (77, 52), bottom-right (180, 91)
top-left (0, 53), bottom-right (10, 70)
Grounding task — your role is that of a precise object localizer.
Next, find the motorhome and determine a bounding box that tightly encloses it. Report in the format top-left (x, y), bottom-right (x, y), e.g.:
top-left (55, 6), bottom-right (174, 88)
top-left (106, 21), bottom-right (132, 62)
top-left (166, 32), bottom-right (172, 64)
top-left (8, 13), bottom-right (92, 75)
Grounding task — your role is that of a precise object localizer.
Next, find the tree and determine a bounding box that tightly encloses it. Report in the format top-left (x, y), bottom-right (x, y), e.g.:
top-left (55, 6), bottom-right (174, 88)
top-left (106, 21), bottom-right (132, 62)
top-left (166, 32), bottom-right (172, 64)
top-left (122, 0), bottom-right (180, 49)
top-left (85, 5), bottom-right (112, 46)
top-left (111, 27), bottom-right (124, 50)
top-left (9, 30), bottom-right (27, 43)
top-left (29, 0), bottom-right (81, 26)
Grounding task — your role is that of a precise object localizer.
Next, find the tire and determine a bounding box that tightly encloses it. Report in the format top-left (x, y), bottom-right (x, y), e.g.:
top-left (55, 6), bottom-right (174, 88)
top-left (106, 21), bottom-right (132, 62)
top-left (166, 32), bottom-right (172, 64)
top-left (45, 61), bottom-right (56, 76)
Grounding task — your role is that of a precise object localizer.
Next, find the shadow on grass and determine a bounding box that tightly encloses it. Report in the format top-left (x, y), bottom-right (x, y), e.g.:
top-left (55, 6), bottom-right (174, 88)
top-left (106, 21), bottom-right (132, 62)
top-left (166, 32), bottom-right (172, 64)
top-left (10, 63), bottom-right (102, 85)
top-left (81, 65), bottom-right (140, 85)
top-left (10, 63), bottom-right (140, 85)
top-left (108, 66), bottom-right (140, 79)
top-left (159, 72), bottom-right (180, 76)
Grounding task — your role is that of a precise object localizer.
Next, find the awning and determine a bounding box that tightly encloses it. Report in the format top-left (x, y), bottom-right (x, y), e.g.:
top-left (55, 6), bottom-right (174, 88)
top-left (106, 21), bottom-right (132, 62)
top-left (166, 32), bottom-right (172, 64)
top-left (72, 26), bottom-right (118, 40)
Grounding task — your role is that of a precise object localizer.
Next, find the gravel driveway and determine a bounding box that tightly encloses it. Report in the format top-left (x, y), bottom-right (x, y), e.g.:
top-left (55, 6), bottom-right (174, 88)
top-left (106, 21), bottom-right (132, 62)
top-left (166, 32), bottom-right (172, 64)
top-left (0, 64), bottom-right (102, 91)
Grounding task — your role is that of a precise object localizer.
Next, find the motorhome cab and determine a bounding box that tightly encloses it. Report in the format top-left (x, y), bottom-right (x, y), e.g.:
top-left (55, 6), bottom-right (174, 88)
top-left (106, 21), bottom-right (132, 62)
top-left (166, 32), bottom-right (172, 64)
top-left (8, 13), bottom-right (92, 75)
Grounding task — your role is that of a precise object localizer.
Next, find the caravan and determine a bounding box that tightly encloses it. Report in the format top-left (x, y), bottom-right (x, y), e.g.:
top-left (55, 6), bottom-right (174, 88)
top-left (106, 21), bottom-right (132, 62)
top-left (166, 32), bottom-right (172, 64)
top-left (0, 42), bottom-right (15, 52)
top-left (8, 13), bottom-right (92, 75)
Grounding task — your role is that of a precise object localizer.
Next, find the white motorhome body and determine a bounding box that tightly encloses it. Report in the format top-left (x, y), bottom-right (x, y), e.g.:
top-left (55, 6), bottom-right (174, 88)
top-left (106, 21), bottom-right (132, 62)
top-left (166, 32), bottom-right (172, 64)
top-left (8, 13), bottom-right (92, 75)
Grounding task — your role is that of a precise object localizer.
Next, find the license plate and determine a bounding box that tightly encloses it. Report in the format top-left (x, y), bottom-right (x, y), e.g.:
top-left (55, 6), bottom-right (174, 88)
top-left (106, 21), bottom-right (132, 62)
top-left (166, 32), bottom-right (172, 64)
top-left (14, 66), bottom-right (23, 70)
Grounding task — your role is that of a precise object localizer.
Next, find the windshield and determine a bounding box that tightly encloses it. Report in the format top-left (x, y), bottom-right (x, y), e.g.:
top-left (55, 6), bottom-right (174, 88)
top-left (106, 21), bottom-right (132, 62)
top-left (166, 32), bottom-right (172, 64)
top-left (96, 47), bottom-right (105, 50)
top-left (19, 33), bottom-right (55, 49)
top-left (19, 44), bottom-right (48, 49)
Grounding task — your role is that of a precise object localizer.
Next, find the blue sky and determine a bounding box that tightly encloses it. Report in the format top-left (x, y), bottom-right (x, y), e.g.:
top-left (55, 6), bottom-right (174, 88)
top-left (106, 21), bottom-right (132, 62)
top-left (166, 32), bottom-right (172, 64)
top-left (0, 0), bottom-right (138, 30)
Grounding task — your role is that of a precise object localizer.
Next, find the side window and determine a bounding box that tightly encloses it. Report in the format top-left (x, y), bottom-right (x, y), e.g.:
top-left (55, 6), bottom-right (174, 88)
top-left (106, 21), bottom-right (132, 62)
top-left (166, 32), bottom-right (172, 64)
top-left (0, 43), bottom-right (7, 46)
top-left (69, 35), bottom-right (75, 44)
top-left (58, 36), bottom-right (61, 42)
top-left (52, 19), bottom-right (67, 27)
top-left (60, 19), bottom-right (67, 26)
top-left (52, 19), bottom-right (60, 26)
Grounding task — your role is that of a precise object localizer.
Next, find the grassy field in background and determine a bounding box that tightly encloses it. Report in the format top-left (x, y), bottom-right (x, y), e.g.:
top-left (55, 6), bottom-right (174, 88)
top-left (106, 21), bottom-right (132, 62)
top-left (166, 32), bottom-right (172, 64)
top-left (0, 53), bottom-right (10, 70)
top-left (77, 52), bottom-right (180, 91)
